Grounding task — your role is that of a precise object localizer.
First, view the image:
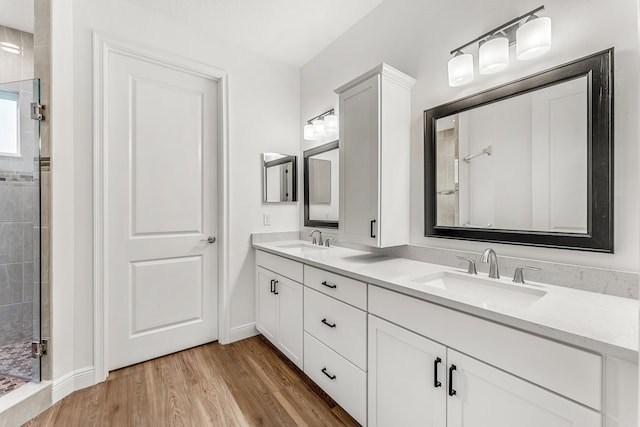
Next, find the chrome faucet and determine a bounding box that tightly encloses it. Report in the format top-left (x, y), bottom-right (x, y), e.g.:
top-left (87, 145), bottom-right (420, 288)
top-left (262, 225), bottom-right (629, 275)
top-left (308, 229), bottom-right (323, 246)
top-left (480, 248), bottom-right (500, 279)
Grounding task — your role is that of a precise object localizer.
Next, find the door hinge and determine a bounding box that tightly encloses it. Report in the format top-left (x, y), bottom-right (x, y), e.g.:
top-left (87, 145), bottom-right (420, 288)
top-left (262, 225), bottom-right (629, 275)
top-left (31, 339), bottom-right (48, 358)
top-left (30, 102), bottom-right (45, 121)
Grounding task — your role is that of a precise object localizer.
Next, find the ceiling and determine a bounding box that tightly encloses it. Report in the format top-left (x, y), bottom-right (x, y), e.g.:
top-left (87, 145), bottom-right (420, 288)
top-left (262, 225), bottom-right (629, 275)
top-left (124, 0), bottom-right (385, 67)
top-left (0, 0), bottom-right (34, 33)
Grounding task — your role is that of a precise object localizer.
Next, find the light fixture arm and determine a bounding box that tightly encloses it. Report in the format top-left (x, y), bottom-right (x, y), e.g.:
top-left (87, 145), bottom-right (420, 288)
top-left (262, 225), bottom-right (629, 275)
top-left (449, 5), bottom-right (545, 55)
top-left (306, 108), bottom-right (335, 125)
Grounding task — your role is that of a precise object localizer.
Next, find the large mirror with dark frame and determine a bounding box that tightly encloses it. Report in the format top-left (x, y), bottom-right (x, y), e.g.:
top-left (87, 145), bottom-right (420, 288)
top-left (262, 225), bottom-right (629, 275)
top-left (424, 49), bottom-right (613, 252)
top-left (304, 140), bottom-right (339, 228)
top-left (263, 153), bottom-right (297, 203)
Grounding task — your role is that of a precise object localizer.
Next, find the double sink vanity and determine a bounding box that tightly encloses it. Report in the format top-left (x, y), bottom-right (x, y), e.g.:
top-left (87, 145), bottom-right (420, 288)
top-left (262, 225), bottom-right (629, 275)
top-left (253, 238), bottom-right (638, 427)
top-left (256, 51), bottom-right (635, 426)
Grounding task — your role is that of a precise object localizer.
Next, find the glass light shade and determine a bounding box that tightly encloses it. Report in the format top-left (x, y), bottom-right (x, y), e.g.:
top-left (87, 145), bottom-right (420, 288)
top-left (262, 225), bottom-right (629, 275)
top-left (324, 114), bottom-right (338, 136)
top-left (313, 119), bottom-right (325, 139)
top-left (303, 123), bottom-right (315, 140)
top-left (447, 53), bottom-right (474, 87)
top-left (516, 16), bottom-right (551, 60)
top-left (479, 36), bottom-right (509, 75)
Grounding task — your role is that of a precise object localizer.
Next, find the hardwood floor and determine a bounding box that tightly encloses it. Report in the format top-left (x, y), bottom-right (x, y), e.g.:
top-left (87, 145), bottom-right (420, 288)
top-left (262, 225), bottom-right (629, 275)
top-left (24, 336), bottom-right (359, 426)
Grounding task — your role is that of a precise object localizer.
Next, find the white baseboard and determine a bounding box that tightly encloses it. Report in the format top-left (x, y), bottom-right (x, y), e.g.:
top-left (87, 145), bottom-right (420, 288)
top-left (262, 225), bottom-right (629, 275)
top-left (52, 366), bottom-right (94, 403)
top-left (228, 323), bottom-right (259, 343)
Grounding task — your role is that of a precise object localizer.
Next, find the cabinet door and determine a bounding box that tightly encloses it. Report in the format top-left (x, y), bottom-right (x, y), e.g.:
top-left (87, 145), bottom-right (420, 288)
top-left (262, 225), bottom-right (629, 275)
top-left (368, 315), bottom-right (447, 427)
top-left (339, 74), bottom-right (380, 246)
top-left (275, 275), bottom-right (303, 369)
top-left (255, 266), bottom-right (278, 342)
top-left (447, 349), bottom-right (601, 427)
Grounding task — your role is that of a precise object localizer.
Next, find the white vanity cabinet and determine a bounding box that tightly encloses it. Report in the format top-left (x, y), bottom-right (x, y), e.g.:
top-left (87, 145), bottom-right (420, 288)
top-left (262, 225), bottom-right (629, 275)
top-left (368, 315), bottom-right (447, 427)
top-left (302, 265), bottom-right (368, 425)
top-left (335, 63), bottom-right (415, 248)
top-left (368, 285), bottom-right (602, 427)
top-left (255, 251), bottom-right (303, 369)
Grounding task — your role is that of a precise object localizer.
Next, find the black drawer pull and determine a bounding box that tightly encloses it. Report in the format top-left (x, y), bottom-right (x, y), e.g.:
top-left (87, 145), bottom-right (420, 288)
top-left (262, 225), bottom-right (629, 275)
top-left (270, 279), bottom-right (275, 293)
top-left (370, 219), bottom-right (376, 238)
top-left (321, 318), bottom-right (336, 328)
top-left (434, 357), bottom-right (442, 388)
top-left (448, 364), bottom-right (457, 396)
top-left (321, 367), bottom-right (336, 380)
top-left (321, 280), bottom-right (337, 289)
top-left (273, 280), bottom-right (279, 295)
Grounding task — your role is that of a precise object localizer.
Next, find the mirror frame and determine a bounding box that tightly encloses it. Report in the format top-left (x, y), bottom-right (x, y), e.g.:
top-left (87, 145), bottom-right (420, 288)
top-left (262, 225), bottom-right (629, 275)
top-left (424, 48), bottom-right (613, 252)
top-left (304, 140), bottom-right (339, 228)
top-left (263, 154), bottom-right (298, 203)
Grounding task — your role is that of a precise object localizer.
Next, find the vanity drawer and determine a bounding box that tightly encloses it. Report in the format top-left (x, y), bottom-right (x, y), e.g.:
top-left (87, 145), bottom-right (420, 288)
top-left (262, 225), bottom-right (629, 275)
top-left (256, 250), bottom-right (303, 283)
top-left (304, 287), bottom-right (367, 369)
top-left (304, 265), bottom-right (367, 309)
top-left (304, 332), bottom-right (366, 425)
top-left (368, 284), bottom-right (603, 410)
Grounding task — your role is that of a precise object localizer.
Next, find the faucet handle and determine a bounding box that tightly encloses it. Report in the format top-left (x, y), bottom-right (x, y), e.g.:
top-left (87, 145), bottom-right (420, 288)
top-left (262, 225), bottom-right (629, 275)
top-left (324, 238), bottom-right (334, 247)
top-left (512, 266), bottom-right (541, 284)
top-left (456, 256), bottom-right (477, 275)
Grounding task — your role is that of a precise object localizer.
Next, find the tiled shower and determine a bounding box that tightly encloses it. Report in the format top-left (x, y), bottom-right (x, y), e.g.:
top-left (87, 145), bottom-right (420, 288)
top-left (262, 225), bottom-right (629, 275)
top-left (0, 24), bottom-right (41, 397)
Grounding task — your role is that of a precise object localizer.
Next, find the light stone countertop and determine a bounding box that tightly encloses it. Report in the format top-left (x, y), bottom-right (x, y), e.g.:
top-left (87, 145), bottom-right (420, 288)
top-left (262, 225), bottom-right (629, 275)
top-left (253, 240), bottom-right (639, 362)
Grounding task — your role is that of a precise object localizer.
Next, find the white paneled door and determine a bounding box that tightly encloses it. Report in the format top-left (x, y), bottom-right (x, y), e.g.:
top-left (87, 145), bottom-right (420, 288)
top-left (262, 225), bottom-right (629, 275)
top-left (106, 50), bottom-right (219, 370)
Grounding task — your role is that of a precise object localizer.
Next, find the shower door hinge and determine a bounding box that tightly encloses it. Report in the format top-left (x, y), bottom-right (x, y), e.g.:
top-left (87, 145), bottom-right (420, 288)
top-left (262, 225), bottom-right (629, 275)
top-left (31, 339), bottom-right (48, 358)
top-left (30, 102), bottom-right (45, 121)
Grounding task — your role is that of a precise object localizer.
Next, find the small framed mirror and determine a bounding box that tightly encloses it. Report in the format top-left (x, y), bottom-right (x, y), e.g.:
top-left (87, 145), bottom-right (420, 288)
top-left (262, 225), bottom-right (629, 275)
top-left (304, 140), bottom-right (339, 228)
top-left (263, 153), bottom-right (297, 203)
top-left (424, 49), bottom-right (613, 252)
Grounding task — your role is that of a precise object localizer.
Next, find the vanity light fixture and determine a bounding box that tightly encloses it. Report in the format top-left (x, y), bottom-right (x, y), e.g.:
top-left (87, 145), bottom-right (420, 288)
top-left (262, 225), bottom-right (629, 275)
top-left (303, 108), bottom-right (337, 141)
top-left (448, 51), bottom-right (474, 87)
top-left (516, 15), bottom-right (552, 60)
top-left (479, 34), bottom-right (509, 75)
top-left (447, 5), bottom-right (551, 86)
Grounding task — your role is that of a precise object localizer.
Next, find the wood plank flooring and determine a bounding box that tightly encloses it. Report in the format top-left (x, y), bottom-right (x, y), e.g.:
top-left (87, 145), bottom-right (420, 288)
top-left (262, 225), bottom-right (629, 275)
top-left (24, 336), bottom-right (359, 427)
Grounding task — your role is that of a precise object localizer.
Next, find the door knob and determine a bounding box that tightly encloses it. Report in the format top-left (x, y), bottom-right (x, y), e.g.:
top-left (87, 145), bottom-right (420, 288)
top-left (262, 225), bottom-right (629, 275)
top-left (200, 236), bottom-right (216, 244)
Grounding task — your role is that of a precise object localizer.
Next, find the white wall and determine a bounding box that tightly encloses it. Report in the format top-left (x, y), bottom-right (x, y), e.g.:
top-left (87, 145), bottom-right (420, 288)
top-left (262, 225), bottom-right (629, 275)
top-left (301, 0), bottom-right (640, 272)
top-left (51, 0), bottom-right (300, 395)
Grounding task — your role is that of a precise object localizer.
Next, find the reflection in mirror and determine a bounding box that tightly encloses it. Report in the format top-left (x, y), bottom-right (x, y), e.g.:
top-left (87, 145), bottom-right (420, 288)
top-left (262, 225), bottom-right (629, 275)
top-left (263, 153), bottom-right (297, 203)
top-left (304, 140), bottom-right (339, 228)
top-left (425, 49), bottom-right (613, 252)
top-left (436, 76), bottom-right (588, 233)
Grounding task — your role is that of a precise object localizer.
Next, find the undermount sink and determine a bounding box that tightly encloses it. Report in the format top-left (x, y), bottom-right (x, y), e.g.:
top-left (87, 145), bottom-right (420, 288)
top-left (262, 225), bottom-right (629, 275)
top-left (411, 271), bottom-right (546, 308)
top-left (276, 242), bottom-right (328, 254)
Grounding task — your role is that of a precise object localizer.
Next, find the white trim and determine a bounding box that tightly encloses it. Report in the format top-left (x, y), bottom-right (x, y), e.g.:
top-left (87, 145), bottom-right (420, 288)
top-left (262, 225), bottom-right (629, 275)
top-left (229, 322), bottom-right (259, 343)
top-left (52, 366), bottom-right (94, 403)
top-left (93, 33), bottom-right (231, 383)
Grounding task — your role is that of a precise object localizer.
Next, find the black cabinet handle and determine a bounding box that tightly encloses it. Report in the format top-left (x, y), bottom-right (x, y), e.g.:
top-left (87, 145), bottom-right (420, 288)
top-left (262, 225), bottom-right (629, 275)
top-left (273, 280), bottom-right (279, 295)
top-left (321, 280), bottom-right (337, 289)
top-left (434, 357), bottom-right (442, 388)
top-left (448, 364), bottom-right (457, 396)
top-left (321, 367), bottom-right (336, 380)
top-left (270, 279), bottom-right (275, 293)
top-left (321, 318), bottom-right (336, 328)
top-left (370, 219), bottom-right (376, 238)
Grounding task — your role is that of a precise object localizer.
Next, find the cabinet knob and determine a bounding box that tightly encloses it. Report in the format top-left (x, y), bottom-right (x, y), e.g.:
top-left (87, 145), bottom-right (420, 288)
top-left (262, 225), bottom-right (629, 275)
top-left (448, 364), bottom-right (457, 397)
top-left (434, 357), bottom-right (442, 388)
top-left (321, 367), bottom-right (336, 380)
top-left (321, 280), bottom-right (337, 289)
top-left (321, 318), bottom-right (337, 328)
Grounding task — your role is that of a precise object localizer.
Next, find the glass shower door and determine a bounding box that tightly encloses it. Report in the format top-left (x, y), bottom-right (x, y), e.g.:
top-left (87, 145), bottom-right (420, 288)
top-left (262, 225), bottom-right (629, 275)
top-left (0, 78), bottom-right (41, 387)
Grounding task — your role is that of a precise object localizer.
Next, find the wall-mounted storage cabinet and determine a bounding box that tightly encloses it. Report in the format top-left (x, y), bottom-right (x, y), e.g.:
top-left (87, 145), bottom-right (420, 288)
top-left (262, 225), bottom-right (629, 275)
top-left (335, 64), bottom-right (415, 247)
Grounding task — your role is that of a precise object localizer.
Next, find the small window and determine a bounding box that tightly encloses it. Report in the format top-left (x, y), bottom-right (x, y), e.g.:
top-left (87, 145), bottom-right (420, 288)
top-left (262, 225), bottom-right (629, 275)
top-left (0, 90), bottom-right (20, 156)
